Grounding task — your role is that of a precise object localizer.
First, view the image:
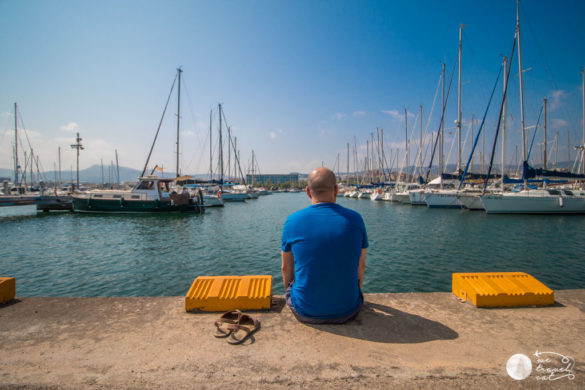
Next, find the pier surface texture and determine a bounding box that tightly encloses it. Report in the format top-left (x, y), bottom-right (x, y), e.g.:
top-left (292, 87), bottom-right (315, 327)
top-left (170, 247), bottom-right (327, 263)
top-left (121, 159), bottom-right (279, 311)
top-left (1, 291), bottom-right (584, 389)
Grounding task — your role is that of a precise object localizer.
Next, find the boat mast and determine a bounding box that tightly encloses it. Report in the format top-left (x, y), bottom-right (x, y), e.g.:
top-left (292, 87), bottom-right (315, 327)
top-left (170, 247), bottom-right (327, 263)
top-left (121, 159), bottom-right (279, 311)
top-left (218, 103), bottom-right (224, 188)
top-left (346, 142), bottom-right (350, 185)
top-left (227, 126), bottom-right (231, 180)
top-left (516, 0), bottom-right (527, 177)
top-left (209, 109), bottom-right (213, 181)
top-left (440, 63), bottom-right (445, 188)
top-left (58, 146), bottom-right (61, 190)
top-left (14, 102), bottom-right (18, 186)
top-left (419, 105), bottom-right (423, 179)
top-left (542, 98), bottom-right (548, 169)
top-left (251, 149), bottom-right (256, 186)
top-left (582, 68), bottom-right (585, 175)
top-left (404, 108), bottom-right (409, 182)
top-left (176, 67), bottom-right (182, 178)
top-left (30, 149), bottom-right (34, 188)
top-left (115, 149), bottom-right (120, 186)
top-left (457, 24), bottom-right (464, 174)
top-left (555, 131), bottom-right (559, 169)
top-left (502, 56), bottom-right (508, 187)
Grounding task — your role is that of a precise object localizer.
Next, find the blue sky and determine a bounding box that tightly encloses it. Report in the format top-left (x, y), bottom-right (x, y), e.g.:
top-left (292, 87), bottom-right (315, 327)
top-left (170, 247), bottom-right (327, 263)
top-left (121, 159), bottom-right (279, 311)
top-left (1, 0), bottom-right (584, 177)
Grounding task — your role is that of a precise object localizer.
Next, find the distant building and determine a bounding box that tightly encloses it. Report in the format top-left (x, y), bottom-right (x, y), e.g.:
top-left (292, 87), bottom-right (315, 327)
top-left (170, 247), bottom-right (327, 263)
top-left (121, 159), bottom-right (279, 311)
top-left (246, 173), bottom-right (299, 186)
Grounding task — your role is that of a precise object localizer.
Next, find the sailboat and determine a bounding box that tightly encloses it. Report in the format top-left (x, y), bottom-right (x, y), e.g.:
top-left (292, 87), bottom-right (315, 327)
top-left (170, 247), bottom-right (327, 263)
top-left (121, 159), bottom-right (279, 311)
top-left (480, 1), bottom-right (585, 214)
top-left (425, 24), bottom-right (465, 209)
top-left (72, 68), bottom-right (204, 213)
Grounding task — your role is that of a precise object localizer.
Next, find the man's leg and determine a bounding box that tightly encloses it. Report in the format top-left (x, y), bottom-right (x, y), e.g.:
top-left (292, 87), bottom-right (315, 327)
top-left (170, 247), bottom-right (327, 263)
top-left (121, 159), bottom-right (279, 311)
top-left (285, 282), bottom-right (363, 324)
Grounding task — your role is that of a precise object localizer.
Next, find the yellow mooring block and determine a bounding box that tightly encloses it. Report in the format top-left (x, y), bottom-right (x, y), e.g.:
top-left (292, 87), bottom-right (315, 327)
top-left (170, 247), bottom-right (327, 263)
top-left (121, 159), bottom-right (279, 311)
top-left (185, 275), bottom-right (272, 312)
top-left (452, 272), bottom-right (554, 308)
top-left (0, 277), bottom-right (16, 304)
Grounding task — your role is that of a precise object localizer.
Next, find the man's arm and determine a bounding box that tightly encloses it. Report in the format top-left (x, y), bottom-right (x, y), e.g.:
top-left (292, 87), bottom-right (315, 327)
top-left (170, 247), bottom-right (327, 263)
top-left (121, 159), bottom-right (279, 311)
top-left (281, 251), bottom-right (295, 289)
top-left (358, 248), bottom-right (367, 289)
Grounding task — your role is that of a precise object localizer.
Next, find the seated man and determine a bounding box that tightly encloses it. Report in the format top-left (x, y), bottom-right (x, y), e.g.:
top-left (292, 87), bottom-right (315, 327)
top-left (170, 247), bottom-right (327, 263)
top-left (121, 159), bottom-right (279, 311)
top-left (281, 167), bottom-right (368, 323)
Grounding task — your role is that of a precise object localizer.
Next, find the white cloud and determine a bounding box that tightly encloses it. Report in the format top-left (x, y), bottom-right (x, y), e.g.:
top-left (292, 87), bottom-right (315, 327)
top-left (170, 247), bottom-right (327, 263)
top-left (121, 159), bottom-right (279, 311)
top-left (552, 118), bottom-right (568, 128)
top-left (60, 122), bottom-right (80, 132)
top-left (335, 112), bottom-right (347, 120)
top-left (183, 130), bottom-right (196, 137)
top-left (269, 129), bottom-right (284, 140)
top-left (549, 90), bottom-right (567, 111)
top-left (353, 111), bottom-right (366, 117)
top-left (55, 136), bottom-right (75, 144)
top-left (3, 128), bottom-right (42, 141)
top-left (383, 109), bottom-right (414, 121)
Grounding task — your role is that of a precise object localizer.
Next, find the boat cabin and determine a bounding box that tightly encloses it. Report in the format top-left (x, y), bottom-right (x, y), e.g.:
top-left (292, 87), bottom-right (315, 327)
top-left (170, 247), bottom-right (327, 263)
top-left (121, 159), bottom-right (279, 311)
top-left (132, 176), bottom-right (176, 199)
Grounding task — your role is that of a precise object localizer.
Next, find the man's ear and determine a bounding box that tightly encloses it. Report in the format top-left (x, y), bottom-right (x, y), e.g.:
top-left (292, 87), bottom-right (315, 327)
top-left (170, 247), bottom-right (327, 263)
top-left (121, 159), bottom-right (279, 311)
top-left (306, 186), bottom-right (312, 199)
top-left (334, 184), bottom-right (338, 197)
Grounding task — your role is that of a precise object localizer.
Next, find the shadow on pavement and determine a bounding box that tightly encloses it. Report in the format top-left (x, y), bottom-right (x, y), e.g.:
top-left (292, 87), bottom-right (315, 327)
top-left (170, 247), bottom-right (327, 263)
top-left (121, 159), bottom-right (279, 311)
top-left (305, 301), bottom-right (459, 344)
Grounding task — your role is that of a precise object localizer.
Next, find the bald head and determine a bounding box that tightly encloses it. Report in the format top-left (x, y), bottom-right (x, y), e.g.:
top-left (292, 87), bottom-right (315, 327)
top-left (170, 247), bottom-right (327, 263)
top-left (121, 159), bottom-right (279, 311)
top-left (307, 167), bottom-right (337, 203)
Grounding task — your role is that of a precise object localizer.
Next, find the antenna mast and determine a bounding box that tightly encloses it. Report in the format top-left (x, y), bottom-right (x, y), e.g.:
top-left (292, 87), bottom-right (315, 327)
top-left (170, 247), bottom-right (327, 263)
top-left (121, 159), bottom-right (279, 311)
top-left (70, 132), bottom-right (84, 190)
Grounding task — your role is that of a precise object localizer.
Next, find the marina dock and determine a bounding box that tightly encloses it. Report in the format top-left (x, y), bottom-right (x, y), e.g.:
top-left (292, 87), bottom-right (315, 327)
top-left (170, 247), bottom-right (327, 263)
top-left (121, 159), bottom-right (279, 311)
top-left (1, 290), bottom-right (583, 389)
top-left (0, 195), bottom-right (72, 211)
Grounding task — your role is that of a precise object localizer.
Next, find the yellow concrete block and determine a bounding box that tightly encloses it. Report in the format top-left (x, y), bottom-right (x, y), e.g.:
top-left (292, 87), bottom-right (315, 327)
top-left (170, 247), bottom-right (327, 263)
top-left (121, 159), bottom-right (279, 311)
top-left (185, 275), bottom-right (272, 312)
top-left (452, 272), bottom-right (554, 307)
top-left (0, 277), bottom-right (16, 304)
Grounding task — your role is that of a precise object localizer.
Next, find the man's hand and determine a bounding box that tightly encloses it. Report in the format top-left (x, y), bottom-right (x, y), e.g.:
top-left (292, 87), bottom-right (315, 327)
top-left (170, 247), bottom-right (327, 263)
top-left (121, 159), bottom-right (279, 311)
top-left (281, 251), bottom-right (295, 289)
top-left (358, 248), bottom-right (367, 289)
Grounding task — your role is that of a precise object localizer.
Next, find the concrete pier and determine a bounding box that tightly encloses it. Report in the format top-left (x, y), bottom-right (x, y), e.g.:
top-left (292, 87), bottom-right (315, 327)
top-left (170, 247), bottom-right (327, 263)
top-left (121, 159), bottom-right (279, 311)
top-left (1, 290), bottom-right (584, 389)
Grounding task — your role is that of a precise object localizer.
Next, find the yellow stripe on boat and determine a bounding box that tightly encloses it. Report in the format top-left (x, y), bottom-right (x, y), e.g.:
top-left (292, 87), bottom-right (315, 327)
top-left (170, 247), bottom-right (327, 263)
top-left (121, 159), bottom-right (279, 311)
top-left (0, 277), bottom-right (15, 304)
top-left (185, 275), bottom-right (272, 312)
top-left (452, 272), bottom-right (554, 307)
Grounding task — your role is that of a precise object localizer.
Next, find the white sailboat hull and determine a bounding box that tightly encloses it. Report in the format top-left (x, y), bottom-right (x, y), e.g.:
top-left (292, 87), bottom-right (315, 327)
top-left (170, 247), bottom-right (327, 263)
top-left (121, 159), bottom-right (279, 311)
top-left (203, 195), bottom-right (224, 207)
top-left (394, 192), bottom-right (411, 204)
top-left (481, 190), bottom-right (585, 214)
top-left (408, 190), bottom-right (427, 205)
top-left (358, 191), bottom-right (371, 199)
top-left (370, 191), bottom-right (384, 201)
top-left (425, 191), bottom-right (463, 209)
top-left (458, 193), bottom-right (485, 210)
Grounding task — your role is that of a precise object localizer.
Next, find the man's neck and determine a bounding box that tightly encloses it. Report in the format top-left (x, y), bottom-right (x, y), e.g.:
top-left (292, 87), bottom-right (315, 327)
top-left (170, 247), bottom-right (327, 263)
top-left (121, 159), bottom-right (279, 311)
top-left (311, 199), bottom-right (336, 205)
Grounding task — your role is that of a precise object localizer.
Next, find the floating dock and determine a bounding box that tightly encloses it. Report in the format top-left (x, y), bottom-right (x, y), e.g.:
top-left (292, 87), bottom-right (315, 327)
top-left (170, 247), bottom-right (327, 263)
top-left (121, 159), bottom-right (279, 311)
top-left (0, 195), bottom-right (72, 211)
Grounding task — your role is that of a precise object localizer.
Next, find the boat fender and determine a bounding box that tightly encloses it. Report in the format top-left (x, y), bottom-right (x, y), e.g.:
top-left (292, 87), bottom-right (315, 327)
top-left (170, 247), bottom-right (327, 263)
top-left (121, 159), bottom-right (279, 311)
top-left (155, 198), bottom-right (160, 208)
top-left (559, 197), bottom-right (563, 207)
top-left (217, 190), bottom-right (222, 198)
top-left (87, 197), bottom-right (92, 208)
top-left (120, 197), bottom-right (126, 207)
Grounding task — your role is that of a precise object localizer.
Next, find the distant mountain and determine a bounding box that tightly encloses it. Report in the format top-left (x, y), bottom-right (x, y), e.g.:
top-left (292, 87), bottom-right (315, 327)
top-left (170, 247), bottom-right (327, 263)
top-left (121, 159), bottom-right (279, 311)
top-left (0, 165), bottom-right (142, 184)
top-left (0, 165), bottom-right (219, 184)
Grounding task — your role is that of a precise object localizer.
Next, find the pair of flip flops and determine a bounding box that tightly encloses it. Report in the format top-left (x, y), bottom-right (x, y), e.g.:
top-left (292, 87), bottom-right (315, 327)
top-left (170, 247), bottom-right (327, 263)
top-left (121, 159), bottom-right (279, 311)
top-left (214, 310), bottom-right (261, 345)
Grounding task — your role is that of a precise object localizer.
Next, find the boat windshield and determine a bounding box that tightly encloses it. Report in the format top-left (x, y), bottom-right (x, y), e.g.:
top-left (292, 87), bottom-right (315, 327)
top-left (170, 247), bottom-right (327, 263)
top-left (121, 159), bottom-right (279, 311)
top-left (136, 180), bottom-right (155, 190)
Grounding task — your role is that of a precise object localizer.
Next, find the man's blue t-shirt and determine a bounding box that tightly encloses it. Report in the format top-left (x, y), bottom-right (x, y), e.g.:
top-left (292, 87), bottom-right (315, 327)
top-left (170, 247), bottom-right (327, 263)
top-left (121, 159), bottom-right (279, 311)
top-left (281, 202), bottom-right (368, 319)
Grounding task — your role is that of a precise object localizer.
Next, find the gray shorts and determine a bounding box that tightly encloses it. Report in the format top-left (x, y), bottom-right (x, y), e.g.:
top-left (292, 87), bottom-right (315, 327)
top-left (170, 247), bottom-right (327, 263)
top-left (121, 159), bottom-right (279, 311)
top-left (285, 282), bottom-right (363, 324)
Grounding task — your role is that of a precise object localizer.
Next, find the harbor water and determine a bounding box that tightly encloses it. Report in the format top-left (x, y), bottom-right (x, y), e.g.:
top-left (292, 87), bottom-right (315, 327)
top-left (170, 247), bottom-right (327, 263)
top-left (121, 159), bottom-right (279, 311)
top-left (1, 192), bottom-right (584, 297)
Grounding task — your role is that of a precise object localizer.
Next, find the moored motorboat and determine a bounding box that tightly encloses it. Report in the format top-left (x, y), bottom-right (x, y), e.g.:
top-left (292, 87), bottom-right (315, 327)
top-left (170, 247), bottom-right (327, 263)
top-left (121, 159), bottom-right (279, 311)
top-left (72, 176), bottom-right (204, 213)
